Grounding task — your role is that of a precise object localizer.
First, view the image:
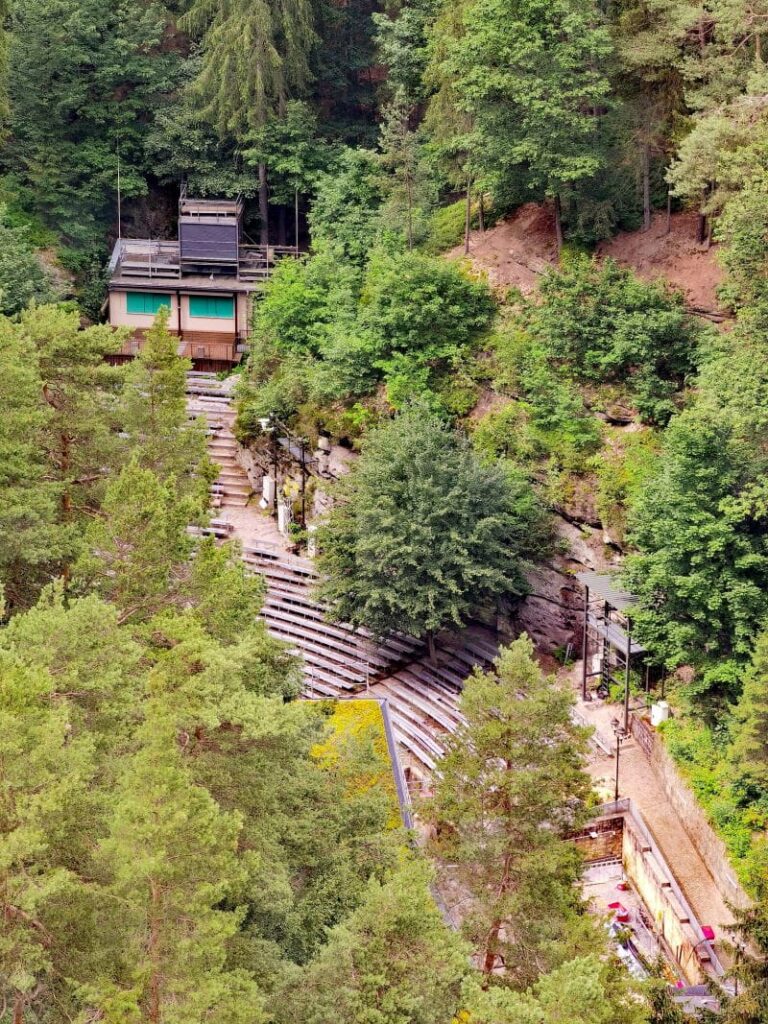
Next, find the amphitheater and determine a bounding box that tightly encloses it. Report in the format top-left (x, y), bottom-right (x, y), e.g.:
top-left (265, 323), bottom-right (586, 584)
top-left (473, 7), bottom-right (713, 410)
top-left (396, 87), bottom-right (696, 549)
top-left (186, 373), bottom-right (741, 985)
top-left (186, 372), bottom-right (496, 788)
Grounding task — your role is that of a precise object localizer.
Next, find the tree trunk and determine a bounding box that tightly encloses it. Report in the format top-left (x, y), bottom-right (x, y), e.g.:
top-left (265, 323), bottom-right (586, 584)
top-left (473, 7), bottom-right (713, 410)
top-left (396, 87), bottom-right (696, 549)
top-left (696, 209), bottom-right (707, 245)
top-left (641, 143), bottom-right (651, 232)
top-left (481, 848), bottom-right (514, 984)
top-left (258, 163), bottom-right (269, 246)
top-left (277, 205), bottom-right (287, 247)
top-left (427, 631), bottom-right (437, 664)
top-left (406, 172), bottom-right (414, 251)
top-left (13, 993), bottom-right (24, 1024)
top-left (294, 189), bottom-right (300, 256)
top-left (479, 192), bottom-right (485, 234)
top-left (464, 179), bottom-right (472, 255)
top-left (147, 880), bottom-right (162, 1024)
top-left (553, 194), bottom-right (564, 254)
top-left (666, 186), bottom-right (672, 235)
top-left (60, 432), bottom-right (71, 521)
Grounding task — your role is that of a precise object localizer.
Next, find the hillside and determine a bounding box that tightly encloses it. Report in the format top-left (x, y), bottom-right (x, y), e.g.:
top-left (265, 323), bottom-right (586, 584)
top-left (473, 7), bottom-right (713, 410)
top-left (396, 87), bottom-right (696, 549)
top-left (449, 203), bottom-right (725, 315)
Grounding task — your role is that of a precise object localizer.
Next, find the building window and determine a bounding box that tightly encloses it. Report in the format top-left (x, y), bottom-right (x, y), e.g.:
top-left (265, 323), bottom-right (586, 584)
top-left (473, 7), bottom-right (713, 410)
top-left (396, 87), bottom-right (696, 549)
top-left (189, 295), bottom-right (234, 319)
top-left (126, 292), bottom-right (172, 315)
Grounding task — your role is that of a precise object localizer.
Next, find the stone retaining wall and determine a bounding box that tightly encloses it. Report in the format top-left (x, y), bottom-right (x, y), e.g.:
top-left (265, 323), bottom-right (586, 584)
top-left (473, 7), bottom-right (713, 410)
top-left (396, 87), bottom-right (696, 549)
top-left (631, 716), bottom-right (750, 910)
top-left (584, 799), bottom-right (725, 985)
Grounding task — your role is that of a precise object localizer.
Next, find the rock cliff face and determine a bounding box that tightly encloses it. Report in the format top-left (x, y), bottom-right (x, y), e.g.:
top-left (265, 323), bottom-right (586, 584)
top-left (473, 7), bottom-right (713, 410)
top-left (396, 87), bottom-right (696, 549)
top-left (513, 515), bottom-right (618, 654)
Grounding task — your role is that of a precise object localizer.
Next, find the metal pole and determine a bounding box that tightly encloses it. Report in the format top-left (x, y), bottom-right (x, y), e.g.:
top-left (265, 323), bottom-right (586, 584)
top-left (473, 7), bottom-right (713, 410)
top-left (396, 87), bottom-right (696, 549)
top-left (624, 625), bottom-right (632, 734)
top-left (272, 428), bottom-right (279, 516)
top-left (300, 442), bottom-right (307, 527)
top-left (295, 188), bottom-right (300, 257)
top-left (581, 585), bottom-right (589, 701)
top-left (614, 733), bottom-right (621, 802)
top-left (117, 143), bottom-right (122, 241)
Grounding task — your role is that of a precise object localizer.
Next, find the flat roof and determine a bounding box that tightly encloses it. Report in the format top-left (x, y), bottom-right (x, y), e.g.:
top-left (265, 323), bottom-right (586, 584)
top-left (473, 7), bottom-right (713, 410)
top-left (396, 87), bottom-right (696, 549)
top-left (576, 571), bottom-right (637, 612)
top-left (108, 275), bottom-right (261, 294)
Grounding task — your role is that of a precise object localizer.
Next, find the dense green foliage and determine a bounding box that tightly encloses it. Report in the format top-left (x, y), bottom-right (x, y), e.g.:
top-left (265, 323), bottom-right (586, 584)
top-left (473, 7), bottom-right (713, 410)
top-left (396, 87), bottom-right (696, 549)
top-left (237, 244), bottom-right (495, 433)
top-left (316, 406), bottom-right (545, 643)
top-left (6, 0), bottom-right (768, 1015)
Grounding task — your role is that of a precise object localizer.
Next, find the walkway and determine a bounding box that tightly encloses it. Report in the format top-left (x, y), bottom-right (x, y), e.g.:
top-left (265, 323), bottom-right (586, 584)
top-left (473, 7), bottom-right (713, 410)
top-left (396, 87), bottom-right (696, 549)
top-left (571, 666), bottom-right (735, 940)
top-left (187, 374), bottom-right (738, 946)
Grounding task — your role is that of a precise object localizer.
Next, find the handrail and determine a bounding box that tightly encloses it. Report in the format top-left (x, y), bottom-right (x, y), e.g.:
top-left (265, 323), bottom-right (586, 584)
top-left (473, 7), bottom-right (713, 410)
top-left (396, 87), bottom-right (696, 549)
top-left (592, 797), bottom-right (727, 979)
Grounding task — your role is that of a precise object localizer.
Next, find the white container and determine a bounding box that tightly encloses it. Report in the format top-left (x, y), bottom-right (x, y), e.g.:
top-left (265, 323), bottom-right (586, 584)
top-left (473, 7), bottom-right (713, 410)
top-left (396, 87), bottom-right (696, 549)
top-left (651, 701), bottom-right (671, 727)
top-left (261, 475), bottom-right (276, 508)
top-left (277, 502), bottom-right (292, 535)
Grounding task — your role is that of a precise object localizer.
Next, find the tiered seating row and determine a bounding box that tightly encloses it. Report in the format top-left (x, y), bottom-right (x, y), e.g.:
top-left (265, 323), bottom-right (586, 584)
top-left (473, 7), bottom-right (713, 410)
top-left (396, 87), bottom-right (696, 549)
top-left (240, 540), bottom-right (502, 780)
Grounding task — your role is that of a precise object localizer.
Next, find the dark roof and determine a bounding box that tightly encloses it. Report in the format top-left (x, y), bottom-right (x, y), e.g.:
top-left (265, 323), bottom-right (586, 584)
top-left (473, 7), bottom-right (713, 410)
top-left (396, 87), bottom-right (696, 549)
top-left (576, 571), bottom-right (637, 612)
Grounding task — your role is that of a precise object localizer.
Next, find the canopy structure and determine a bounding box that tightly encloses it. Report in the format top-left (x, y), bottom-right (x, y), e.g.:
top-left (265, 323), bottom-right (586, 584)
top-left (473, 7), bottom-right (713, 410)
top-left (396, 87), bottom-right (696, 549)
top-left (576, 571), bottom-right (637, 614)
top-left (576, 571), bottom-right (645, 731)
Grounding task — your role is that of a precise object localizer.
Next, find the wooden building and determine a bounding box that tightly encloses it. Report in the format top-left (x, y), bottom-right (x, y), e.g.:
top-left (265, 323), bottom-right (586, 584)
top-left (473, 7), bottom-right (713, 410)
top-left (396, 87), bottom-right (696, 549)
top-left (107, 188), bottom-right (293, 370)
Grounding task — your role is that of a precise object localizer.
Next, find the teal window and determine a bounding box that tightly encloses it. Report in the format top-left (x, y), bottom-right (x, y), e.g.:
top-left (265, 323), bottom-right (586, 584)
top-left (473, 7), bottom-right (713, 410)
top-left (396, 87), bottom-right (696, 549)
top-left (126, 291), bottom-right (172, 315)
top-left (189, 295), bottom-right (234, 319)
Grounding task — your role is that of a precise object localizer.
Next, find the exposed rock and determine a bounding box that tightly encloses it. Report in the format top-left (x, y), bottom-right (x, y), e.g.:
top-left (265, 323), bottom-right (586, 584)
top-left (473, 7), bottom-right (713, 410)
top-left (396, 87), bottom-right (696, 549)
top-left (515, 512), bottom-right (618, 654)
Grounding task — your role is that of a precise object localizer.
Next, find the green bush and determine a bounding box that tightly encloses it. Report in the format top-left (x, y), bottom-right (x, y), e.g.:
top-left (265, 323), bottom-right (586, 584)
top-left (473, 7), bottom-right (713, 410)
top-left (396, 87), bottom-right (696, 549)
top-left (528, 256), bottom-right (706, 425)
top-left (421, 197), bottom-right (480, 255)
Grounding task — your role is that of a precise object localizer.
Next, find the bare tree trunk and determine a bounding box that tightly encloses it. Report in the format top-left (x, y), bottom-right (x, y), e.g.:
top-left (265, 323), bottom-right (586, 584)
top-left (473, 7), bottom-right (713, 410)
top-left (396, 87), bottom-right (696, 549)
top-left (666, 186), bottom-right (672, 235)
top-left (258, 163), bottom-right (269, 246)
top-left (553, 194), bottom-right (564, 254)
top-left (294, 189), bottom-right (300, 256)
top-left (13, 993), bottom-right (24, 1024)
top-left (464, 179), bottom-right (472, 255)
top-left (479, 192), bottom-right (485, 234)
top-left (696, 203), bottom-right (707, 245)
top-left (427, 631), bottom-right (437, 664)
top-left (406, 173), bottom-right (414, 251)
top-left (148, 881), bottom-right (162, 1024)
top-left (481, 847), bottom-right (513, 983)
top-left (641, 143), bottom-right (651, 232)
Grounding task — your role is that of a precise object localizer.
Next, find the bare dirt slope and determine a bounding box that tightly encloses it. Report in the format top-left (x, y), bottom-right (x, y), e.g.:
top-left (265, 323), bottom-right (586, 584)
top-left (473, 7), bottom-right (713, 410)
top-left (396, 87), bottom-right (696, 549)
top-left (599, 210), bottom-right (725, 313)
top-left (448, 202), bottom-right (725, 313)
top-left (446, 202), bottom-right (558, 294)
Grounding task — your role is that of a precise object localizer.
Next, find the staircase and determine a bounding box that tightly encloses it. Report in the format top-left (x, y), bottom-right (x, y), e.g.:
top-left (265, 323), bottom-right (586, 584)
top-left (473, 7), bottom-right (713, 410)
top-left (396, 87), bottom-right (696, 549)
top-left (186, 375), bottom-right (252, 511)
top-left (185, 372), bottom-right (501, 785)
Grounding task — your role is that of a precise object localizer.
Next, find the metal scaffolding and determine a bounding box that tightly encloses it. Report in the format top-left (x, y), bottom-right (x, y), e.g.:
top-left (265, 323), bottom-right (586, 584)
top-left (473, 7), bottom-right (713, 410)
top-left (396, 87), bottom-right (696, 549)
top-left (576, 571), bottom-right (646, 732)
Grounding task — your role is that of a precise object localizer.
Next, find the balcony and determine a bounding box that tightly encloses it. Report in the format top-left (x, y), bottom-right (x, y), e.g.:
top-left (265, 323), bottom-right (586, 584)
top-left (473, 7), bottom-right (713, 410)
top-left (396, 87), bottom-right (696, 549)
top-left (108, 239), bottom-right (297, 284)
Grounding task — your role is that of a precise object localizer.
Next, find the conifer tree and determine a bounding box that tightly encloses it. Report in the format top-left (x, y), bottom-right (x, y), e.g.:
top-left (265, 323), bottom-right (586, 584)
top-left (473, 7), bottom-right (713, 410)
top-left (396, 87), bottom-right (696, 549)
top-left (19, 305), bottom-right (124, 528)
top-left (424, 635), bottom-right (592, 986)
top-left (86, 706), bottom-right (264, 1024)
top-left (182, 0), bottom-right (317, 240)
top-left (75, 459), bottom-right (195, 622)
top-left (0, 320), bottom-right (66, 608)
top-left (316, 405), bottom-right (544, 654)
top-left (120, 306), bottom-right (214, 504)
top-left (428, 0), bottom-right (613, 247)
top-left (276, 860), bottom-right (468, 1024)
top-left (0, 651), bottom-right (95, 1024)
top-left (731, 630), bottom-right (768, 791)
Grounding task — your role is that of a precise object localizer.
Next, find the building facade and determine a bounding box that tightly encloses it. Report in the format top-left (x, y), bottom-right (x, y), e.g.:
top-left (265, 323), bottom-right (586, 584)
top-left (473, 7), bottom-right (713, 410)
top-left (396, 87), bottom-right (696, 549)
top-left (107, 190), bottom-right (292, 369)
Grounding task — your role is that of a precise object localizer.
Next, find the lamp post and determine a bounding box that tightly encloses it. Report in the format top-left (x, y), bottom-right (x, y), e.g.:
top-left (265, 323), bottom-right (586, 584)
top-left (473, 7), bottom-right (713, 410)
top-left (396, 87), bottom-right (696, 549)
top-left (611, 718), bottom-right (629, 803)
top-left (258, 415), bottom-right (311, 527)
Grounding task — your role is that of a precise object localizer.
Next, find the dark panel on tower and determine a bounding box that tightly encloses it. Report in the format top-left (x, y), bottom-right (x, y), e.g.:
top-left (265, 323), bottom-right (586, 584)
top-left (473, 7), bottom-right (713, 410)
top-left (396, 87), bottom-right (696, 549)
top-left (179, 221), bottom-right (239, 264)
